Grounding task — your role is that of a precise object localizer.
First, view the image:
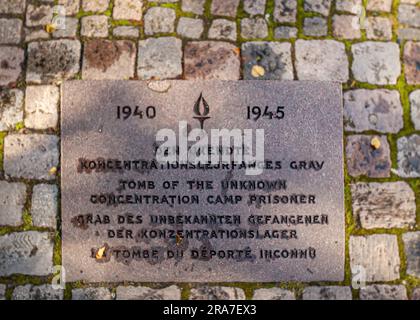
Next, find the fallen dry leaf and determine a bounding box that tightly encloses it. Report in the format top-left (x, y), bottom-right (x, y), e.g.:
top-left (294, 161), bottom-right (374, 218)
top-left (176, 233), bottom-right (183, 246)
top-left (96, 246), bottom-right (106, 260)
top-left (370, 137), bottom-right (381, 149)
top-left (251, 65), bottom-right (265, 78)
top-left (45, 24), bottom-right (56, 33)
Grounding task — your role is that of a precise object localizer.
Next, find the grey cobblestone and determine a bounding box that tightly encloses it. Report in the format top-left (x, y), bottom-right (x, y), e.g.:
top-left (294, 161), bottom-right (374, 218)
top-left (0, 231), bottom-right (54, 276)
top-left (0, 46), bottom-right (25, 86)
top-left (352, 42), bottom-right (400, 85)
top-left (351, 182), bottom-right (416, 229)
top-left (252, 288), bottom-right (295, 300)
top-left (113, 26), bottom-right (139, 38)
top-left (404, 41), bottom-right (420, 85)
top-left (26, 5), bottom-right (53, 27)
top-left (25, 29), bottom-right (50, 42)
top-left (0, 181), bottom-right (26, 227)
top-left (190, 286), bottom-right (245, 300)
top-left (333, 15), bottom-right (361, 39)
top-left (211, 0), bottom-right (240, 17)
top-left (0, 89), bottom-right (24, 131)
top-left (274, 0), bottom-right (297, 23)
top-left (52, 17), bottom-right (78, 38)
top-left (346, 135), bottom-right (391, 178)
top-left (12, 285), bottom-right (63, 300)
top-left (304, 0), bottom-right (332, 16)
top-left (83, 40), bottom-right (136, 80)
top-left (72, 288), bottom-right (113, 300)
top-left (184, 41), bottom-right (240, 80)
top-left (335, 0), bottom-right (362, 15)
top-left (303, 17), bottom-right (327, 37)
top-left (366, 17), bottom-right (393, 40)
top-left (350, 234), bottom-right (400, 282)
top-left (31, 184), bottom-right (58, 229)
top-left (274, 26), bottom-right (297, 39)
top-left (244, 0), bottom-right (266, 16)
top-left (403, 232), bottom-right (420, 278)
top-left (81, 15), bottom-right (109, 38)
top-left (398, 5), bottom-right (420, 28)
top-left (177, 17), bottom-right (203, 39)
top-left (4, 134), bottom-right (59, 180)
top-left (360, 285), bottom-right (408, 300)
top-left (396, 134), bottom-right (420, 178)
top-left (58, 0), bottom-right (80, 16)
top-left (26, 40), bottom-right (81, 84)
top-left (116, 285), bottom-right (181, 300)
top-left (24, 85), bottom-right (59, 129)
top-left (410, 90), bottom-right (420, 130)
top-left (398, 28), bottom-right (420, 41)
top-left (343, 89), bottom-right (403, 133)
top-left (241, 18), bottom-right (268, 39)
top-left (242, 42), bottom-right (293, 80)
top-left (0, 0), bottom-right (26, 14)
top-left (0, 19), bottom-right (22, 44)
top-left (144, 7), bottom-right (176, 35)
top-left (181, 0), bottom-right (205, 15)
top-left (82, 0), bottom-right (110, 12)
top-left (113, 0), bottom-right (143, 21)
top-left (209, 19), bottom-right (237, 41)
top-left (295, 40), bottom-right (349, 82)
top-left (367, 0), bottom-right (393, 12)
top-left (138, 37), bottom-right (182, 80)
top-left (302, 286), bottom-right (352, 300)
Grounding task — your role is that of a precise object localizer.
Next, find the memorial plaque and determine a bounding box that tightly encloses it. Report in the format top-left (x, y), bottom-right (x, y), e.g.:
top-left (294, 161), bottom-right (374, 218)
top-left (61, 80), bottom-right (344, 282)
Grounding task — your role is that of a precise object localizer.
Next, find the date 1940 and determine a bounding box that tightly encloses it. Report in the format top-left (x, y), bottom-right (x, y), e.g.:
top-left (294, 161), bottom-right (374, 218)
top-left (116, 105), bottom-right (156, 120)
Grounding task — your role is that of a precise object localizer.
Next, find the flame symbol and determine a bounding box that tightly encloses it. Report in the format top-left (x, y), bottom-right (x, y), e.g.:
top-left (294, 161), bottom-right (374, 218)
top-left (194, 92), bottom-right (210, 116)
top-left (193, 92), bottom-right (211, 129)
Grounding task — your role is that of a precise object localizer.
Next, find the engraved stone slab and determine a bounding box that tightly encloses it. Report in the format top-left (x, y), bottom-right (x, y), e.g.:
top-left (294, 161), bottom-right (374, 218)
top-left (61, 80), bottom-right (344, 282)
top-left (0, 231), bottom-right (54, 276)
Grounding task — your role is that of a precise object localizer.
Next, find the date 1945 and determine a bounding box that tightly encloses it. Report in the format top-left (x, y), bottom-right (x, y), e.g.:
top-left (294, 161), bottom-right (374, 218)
top-left (247, 106), bottom-right (285, 121)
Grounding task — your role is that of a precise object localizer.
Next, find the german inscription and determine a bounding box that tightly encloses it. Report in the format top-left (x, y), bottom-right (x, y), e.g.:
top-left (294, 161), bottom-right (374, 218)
top-left (61, 80), bottom-right (344, 282)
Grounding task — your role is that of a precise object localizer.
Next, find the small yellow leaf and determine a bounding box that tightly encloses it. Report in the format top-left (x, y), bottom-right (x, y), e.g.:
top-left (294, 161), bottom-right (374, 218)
top-left (96, 246), bottom-right (106, 260)
top-left (176, 233), bottom-right (183, 246)
top-left (371, 137), bottom-right (381, 149)
top-left (49, 167), bottom-right (57, 175)
top-left (45, 24), bottom-right (56, 33)
top-left (251, 65), bottom-right (265, 78)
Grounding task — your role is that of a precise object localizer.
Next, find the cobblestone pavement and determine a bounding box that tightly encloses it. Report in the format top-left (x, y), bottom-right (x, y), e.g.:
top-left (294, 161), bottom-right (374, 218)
top-left (0, 0), bottom-right (419, 300)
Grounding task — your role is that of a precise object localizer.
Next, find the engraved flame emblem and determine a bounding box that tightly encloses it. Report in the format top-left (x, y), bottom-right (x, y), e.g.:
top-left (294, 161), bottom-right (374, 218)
top-left (193, 92), bottom-right (211, 129)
